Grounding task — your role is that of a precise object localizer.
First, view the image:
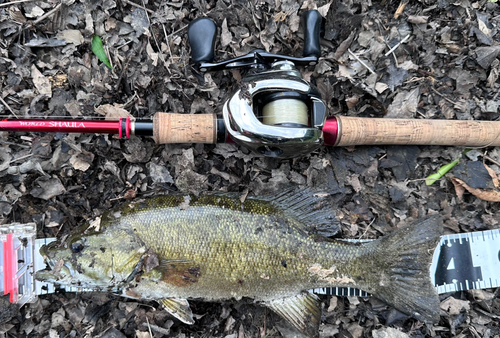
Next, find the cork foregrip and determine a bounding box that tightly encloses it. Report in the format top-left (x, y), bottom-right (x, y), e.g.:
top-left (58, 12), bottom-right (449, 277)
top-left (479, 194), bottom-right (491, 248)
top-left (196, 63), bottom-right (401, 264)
top-left (336, 116), bottom-right (500, 147)
top-left (153, 112), bottom-right (216, 144)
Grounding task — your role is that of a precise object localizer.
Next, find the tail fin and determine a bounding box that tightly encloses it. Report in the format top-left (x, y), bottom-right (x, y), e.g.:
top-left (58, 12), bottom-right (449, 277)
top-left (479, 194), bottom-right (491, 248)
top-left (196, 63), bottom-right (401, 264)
top-left (368, 215), bottom-right (442, 323)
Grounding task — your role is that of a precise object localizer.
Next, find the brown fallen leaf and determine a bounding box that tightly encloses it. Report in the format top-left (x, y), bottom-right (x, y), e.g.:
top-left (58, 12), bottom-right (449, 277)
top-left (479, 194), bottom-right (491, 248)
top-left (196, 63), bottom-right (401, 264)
top-left (440, 296), bottom-right (470, 316)
top-left (48, 74), bottom-right (68, 87)
top-left (451, 177), bottom-right (500, 202)
top-left (450, 177), bottom-right (466, 201)
top-left (394, 0), bottom-right (409, 19)
top-left (274, 11), bottom-right (287, 22)
top-left (95, 103), bottom-right (134, 120)
top-left (484, 164), bottom-right (499, 188)
top-left (407, 15), bottom-right (428, 24)
top-left (220, 18), bottom-right (232, 47)
top-left (31, 65), bottom-right (52, 97)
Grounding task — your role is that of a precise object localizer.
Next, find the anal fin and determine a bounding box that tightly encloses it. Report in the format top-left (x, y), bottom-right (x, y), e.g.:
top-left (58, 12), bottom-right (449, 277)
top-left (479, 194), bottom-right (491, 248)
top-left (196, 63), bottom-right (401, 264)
top-left (160, 298), bottom-right (194, 324)
top-left (264, 292), bottom-right (321, 338)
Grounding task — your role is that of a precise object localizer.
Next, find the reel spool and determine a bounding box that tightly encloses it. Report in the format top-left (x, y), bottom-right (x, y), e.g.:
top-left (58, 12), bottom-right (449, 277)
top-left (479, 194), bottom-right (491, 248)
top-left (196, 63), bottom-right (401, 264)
top-left (260, 92), bottom-right (309, 127)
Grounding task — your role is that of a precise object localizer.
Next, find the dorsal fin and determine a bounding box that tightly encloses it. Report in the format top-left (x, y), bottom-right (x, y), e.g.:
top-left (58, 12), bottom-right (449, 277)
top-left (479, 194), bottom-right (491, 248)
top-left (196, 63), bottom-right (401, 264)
top-left (256, 188), bottom-right (340, 235)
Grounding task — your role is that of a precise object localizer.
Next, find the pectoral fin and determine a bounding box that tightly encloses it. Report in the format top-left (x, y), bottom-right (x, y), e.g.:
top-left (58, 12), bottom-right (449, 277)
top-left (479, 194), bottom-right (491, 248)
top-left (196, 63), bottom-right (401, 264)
top-left (160, 298), bottom-right (194, 324)
top-left (264, 292), bottom-right (321, 338)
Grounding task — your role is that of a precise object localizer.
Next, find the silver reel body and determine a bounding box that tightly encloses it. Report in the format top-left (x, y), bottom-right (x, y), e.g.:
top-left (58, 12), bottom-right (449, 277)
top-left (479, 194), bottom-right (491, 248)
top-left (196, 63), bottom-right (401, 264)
top-left (222, 62), bottom-right (327, 158)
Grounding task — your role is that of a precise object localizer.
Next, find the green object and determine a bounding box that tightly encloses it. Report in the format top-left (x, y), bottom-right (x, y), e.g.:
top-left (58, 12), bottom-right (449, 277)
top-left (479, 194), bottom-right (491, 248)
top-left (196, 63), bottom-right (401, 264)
top-left (426, 158), bottom-right (460, 185)
top-left (425, 149), bottom-right (470, 186)
top-left (36, 192), bottom-right (442, 337)
top-left (91, 36), bottom-right (113, 69)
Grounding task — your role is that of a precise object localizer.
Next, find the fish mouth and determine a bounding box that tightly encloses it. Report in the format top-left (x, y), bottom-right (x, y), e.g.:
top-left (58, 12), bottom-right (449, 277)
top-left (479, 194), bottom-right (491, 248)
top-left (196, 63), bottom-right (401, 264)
top-left (37, 244), bottom-right (75, 283)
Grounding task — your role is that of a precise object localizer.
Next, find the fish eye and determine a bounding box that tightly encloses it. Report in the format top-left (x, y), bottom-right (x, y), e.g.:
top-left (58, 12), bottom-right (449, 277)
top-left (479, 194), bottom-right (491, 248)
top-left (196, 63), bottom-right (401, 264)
top-left (71, 241), bottom-right (84, 253)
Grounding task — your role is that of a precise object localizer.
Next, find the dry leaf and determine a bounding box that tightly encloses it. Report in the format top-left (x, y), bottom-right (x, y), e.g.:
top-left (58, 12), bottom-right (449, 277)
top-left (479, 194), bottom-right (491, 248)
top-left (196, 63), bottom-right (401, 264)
top-left (25, 5), bottom-right (45, 18)
top-left (69, 151), bottom-right (94, 171)
top-left (8, 7), bottom-right (27, 23)
top-left (394, 1), bottom-right (408, 19)
top-left (345, 96), bottom-right (359, 109)
top-left (300, 0), bottom-right (317, 10)
top-left (274, 12), bottom-right (287, 22)
top-left (48, 74), bottom-right (68, 87)
top-left (375, 82), bottom-right (388, 93)
top-left (317, 2), bottom-right (332, 17)
top-left (440, 297), bottom-right (470, 316)
top-left (451, 177), bottom-right (500, 202)
top-left (146, 41), bottom-right (159, 66)
top-left (484, 164), bottom-right (499, 188)
top-left (450, 177), bottom-right (466, 201)
top-left (56, 30), bottom-right (84, 46)
top-left (288, 12), bottom-right (301, 32)
top-left (478, 17), bottom-right (492, 37)
top-left (386, 88), bottom-right (420, 118)
top-left (221, 18), bottom-right (232, 47)
top-left (87, 216), bottom-right (101, 232)
top-left (407, 15), bottom-right (428, 24)
top-left (95, 103), bottom-right (134, 120)
top-left (31, 65), bottom-right (52, 97)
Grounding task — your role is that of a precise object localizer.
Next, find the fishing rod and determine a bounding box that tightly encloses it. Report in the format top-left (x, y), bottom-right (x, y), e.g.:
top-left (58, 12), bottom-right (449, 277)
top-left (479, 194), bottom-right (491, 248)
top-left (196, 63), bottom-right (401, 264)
top-left (1, 10), bottom-right (500, 158)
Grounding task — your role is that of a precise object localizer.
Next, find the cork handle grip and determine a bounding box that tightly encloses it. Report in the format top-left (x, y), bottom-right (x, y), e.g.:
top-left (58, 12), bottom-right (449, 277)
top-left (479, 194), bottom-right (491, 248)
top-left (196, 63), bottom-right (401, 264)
top-left (153, 113), bottom-right (216, 144)
top-left (335, 116), bottom-right (500, 147)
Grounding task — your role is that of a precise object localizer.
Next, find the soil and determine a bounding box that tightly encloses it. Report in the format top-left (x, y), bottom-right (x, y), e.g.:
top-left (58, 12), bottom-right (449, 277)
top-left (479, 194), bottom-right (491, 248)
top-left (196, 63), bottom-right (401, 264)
top-left (1, 0), bottom-right (500, 337)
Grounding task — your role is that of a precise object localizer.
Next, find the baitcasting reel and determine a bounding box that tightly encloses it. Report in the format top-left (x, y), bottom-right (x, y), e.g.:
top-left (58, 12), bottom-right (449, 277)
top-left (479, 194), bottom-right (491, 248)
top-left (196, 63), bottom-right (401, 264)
top-left (188, 10), bottom-right (327, 158)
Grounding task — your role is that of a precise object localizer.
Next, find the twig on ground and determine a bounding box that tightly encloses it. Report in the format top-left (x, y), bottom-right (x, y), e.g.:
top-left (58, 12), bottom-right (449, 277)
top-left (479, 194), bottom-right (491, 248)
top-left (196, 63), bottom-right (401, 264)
top-left (384, 34), bottom-right (410, 57)
top-left (431, 87), bottom-right (456, 105)
top-left (0, 0), bottom-right (34, 7)
top-left (348, 48), bottom-right (376, 75)
top-left (171, 24), bottom-right (188, 35)
top-left (146, 318), bottom-right (154, 337)
top-left (359, 217), bottom-right (377, 239)
top-left (484, 155), bottom-right (500, 167)
top-left (161, 23), bottom-right (173, 59)
top-left (122, 0), bottom-right (155, 13)
top-left (31, 3), bottom-right (62, 26)
top-left (0, 96), bottom-right (17, 118)
top-left (492, 86), bottom-right (500, 101)
top-left (139, 0), bottom-right (169, 73)
top-left (10, 153), bottom-right (33, 164)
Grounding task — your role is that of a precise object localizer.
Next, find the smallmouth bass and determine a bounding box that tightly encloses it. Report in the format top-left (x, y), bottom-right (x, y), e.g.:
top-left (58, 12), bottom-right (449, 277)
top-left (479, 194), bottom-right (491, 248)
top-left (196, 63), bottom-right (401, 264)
top-left (37, 191), bottom-right (442, 337)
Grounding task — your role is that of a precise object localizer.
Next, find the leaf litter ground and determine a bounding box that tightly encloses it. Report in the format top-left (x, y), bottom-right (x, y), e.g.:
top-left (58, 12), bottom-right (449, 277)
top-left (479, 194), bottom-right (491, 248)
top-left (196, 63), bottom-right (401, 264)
top-left (1, 0), bottom-right (500, 337)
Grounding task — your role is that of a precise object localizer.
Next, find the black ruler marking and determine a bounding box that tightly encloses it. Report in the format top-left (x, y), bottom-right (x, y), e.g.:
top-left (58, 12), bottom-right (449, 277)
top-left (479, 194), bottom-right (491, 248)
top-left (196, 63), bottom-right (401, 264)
top-left (434, 237), bottom-right (482, 288)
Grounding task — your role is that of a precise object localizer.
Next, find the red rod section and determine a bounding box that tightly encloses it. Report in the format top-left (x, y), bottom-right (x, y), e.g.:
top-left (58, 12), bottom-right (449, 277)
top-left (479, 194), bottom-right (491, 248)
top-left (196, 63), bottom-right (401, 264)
top-left (322, 116), bottom-right (339, 146)
top-left (0, 118), bottom-right (129, 136)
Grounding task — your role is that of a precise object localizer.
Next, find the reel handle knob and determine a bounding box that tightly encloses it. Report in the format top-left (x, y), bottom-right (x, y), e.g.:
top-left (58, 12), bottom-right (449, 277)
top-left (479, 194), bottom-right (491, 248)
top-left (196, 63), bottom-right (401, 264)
top-left (188, 18), bottom-right (217, 64)
top-left (302, 10), bottom-right (322, 59)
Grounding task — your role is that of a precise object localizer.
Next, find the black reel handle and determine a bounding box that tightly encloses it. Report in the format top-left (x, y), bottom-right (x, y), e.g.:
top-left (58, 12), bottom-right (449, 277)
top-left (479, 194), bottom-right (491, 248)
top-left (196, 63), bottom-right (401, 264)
top-left (188, 10), bottom-right (322, 71)
top-left (188, 17), bottom-right (217, 64)
top-left (302, 10), bottom-right (322, 59)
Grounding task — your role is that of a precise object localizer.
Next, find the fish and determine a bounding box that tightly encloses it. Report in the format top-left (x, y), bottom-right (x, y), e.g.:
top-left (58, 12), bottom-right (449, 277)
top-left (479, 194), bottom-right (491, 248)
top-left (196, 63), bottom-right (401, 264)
top-left (36, 190), bottom-right (442, 337)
